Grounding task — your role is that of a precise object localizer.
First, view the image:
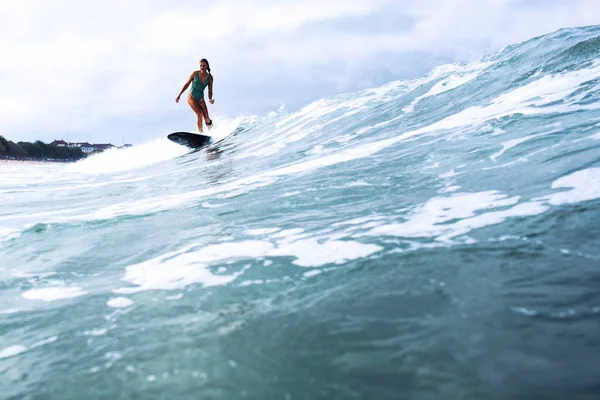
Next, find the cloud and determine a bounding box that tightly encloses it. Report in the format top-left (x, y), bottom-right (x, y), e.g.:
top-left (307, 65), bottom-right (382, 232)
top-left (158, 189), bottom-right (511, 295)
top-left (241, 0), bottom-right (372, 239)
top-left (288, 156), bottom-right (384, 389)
top-left (0, 0), bottom-right (598, 144)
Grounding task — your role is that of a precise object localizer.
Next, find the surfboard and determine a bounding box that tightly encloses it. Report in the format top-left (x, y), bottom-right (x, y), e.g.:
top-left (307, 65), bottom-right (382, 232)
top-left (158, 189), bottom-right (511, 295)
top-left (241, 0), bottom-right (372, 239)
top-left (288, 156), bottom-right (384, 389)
top-left (167, 132), bottom-right (212, 149)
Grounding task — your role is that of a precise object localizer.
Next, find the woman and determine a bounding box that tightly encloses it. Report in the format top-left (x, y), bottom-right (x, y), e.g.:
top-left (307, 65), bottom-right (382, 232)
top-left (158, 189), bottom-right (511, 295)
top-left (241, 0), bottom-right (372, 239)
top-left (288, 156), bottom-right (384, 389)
top-left (176, 58), bottom-right (215, 133)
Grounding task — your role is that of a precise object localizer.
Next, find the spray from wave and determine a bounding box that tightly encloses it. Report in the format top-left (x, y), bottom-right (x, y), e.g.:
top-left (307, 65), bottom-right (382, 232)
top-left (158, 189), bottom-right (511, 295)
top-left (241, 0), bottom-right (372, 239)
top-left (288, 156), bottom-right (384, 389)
top-left (65, 115), bottom-right (251, 174)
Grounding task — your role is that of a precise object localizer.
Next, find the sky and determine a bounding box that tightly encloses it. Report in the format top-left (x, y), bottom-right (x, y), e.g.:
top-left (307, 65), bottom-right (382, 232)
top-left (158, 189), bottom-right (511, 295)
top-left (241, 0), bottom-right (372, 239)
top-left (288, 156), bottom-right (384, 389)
top-left (0, 0), bottom-right (598, 145)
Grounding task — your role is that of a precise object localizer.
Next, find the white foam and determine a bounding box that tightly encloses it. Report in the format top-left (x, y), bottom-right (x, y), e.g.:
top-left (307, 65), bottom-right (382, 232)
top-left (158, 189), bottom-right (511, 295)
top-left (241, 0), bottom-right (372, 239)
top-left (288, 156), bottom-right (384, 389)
top-left (84, 329), bottom-right (108, 336)
top-left (0, 345), bottom-right (27, 359)
top-left (22, 286), bottom-right (87, 301)
top-left (441, 201), bottom-right (548, 240)
top-left (304, 270), bottom-right (323, 278)
top-left (280, 191), bottom-right (303, 198)
top-left (114, 242), bottom-right (265, 293)
top-left (239, 280), bottom-right (263, 287)
top-left (512, 307), bottom-right (538, 316)
top-left (270, 239), bottom-right (382, 267)
top-left (201, 202), bottom-right (225, 208)
top-left (209, 115), bottom-right (247, 143)
top-left (367, 198), bottom-right (548, 243)
top-left (494, 62), bottom-right (600, 108)
top-left (116, 236), bottom-right (381, 292)
top-left (334, 216), bottom-right (390, 234)
top-left (0, 206), bottom-right (89, 225)
top-left (540, 168), bottom-right (600, 206)
top-left (32, 336), bottom-right (58, 348)
top-left (65, 138), bottom-right (187, 175)
top-left (345, 180), bottom-right (371, 187)
top-left (489, 132), bottom-right (548, 162)
top-left (440, 170), bottom-right (458, 179)
top-left (309, 145), bottom-right (324, 154)
top-left (0, 227), bottom-right (21, 243)
top-left (104, 352), bottom-right (122, 361)
top-left (246, 228), bottom-right (281, 236)
top-left (107, 297), bottom-right (134, 308)
top-left (439, 185), bottom-right (461, 193)
top-left (366, 191), bottom-right (522, 239)
top-left (367, 168), bottom-right (600, 242)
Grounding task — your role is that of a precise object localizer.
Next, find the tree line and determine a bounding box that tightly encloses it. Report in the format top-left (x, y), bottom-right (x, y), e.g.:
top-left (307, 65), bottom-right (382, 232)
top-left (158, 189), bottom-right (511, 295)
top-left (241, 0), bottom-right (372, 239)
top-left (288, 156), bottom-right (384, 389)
top-left (0, 135), bottom-right (85, 161)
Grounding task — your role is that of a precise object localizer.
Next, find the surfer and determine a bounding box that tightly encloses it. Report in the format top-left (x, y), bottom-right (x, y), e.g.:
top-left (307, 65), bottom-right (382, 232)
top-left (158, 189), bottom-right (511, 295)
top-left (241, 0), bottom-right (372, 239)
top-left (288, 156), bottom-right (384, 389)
top-left (176, 58), bottom-right (215, 133)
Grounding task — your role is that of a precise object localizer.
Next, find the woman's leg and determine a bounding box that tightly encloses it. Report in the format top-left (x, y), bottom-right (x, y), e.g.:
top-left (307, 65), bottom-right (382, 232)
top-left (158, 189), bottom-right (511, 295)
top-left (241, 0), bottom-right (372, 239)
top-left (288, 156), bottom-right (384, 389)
top-left (187, 94), bottom-right (205, 132)
top-left (199, 99), bottom-right (212, 129)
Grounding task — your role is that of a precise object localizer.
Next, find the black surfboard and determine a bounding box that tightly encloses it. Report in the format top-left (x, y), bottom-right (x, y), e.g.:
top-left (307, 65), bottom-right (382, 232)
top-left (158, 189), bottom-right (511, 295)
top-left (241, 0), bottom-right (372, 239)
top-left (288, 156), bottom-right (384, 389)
top-left (167, 132), bottom-right (212, 149)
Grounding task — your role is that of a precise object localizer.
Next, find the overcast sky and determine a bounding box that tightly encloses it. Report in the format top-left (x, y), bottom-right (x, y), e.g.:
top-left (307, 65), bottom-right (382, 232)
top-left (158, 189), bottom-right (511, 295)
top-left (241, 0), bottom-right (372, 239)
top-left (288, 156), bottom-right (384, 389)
top-left (0, 0), bottom-right (598, 145)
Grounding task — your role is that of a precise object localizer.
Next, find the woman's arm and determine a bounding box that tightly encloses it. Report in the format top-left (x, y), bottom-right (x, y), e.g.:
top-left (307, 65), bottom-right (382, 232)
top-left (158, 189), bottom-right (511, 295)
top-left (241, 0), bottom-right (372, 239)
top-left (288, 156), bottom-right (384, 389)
top-left (176, 72), bottom-right (195, 102)
top-left (208, 75), bottom-right (214, 104)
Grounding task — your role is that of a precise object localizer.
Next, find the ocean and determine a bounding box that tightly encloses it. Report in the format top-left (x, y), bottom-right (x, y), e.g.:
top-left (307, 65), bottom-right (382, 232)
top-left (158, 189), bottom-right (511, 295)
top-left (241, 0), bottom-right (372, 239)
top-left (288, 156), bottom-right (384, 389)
top-left (1, 25), bottom-right (600, 399)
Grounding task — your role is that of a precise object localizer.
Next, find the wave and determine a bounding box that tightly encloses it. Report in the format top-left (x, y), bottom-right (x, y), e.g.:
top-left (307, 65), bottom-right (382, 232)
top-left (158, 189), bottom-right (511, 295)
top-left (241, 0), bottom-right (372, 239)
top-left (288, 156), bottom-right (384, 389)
top-left (2, 25), bottom-right (600, 400)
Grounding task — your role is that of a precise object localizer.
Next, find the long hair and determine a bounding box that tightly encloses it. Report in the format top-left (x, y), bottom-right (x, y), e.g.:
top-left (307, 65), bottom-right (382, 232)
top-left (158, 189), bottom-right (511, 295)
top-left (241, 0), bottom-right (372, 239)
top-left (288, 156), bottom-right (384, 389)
top-left (200, 58), bottom-right (211, 76)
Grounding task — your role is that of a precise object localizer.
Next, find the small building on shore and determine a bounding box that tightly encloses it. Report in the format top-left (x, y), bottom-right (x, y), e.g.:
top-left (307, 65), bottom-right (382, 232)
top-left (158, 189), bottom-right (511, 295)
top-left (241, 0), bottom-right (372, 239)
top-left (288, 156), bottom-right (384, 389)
top-left (49, 139), bottom-right (69, 147)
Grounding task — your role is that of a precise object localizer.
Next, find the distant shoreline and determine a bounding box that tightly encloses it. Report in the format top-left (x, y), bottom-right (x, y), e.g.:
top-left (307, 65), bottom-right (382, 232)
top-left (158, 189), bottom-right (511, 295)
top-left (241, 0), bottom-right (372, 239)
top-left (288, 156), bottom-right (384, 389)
top-left (1, 135), bottom-right (121, 163)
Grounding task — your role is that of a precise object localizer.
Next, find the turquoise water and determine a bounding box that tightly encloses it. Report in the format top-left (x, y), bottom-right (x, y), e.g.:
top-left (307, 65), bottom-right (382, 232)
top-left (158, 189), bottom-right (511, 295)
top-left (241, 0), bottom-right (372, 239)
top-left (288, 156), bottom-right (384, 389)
top-left (2, 26), bottom-right (600, 399)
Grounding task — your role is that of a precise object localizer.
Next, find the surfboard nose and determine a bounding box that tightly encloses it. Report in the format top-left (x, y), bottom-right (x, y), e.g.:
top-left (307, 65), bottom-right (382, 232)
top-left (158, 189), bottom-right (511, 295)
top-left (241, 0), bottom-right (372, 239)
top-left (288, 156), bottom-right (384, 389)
top-left (167, 132), bottom-right (213, 149)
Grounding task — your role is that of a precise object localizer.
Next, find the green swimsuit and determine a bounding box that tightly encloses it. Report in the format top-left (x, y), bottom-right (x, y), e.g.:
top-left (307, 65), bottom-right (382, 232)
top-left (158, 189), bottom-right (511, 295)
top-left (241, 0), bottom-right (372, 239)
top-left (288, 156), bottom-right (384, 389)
top-left (190, 72), bottom-right (210, 101)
